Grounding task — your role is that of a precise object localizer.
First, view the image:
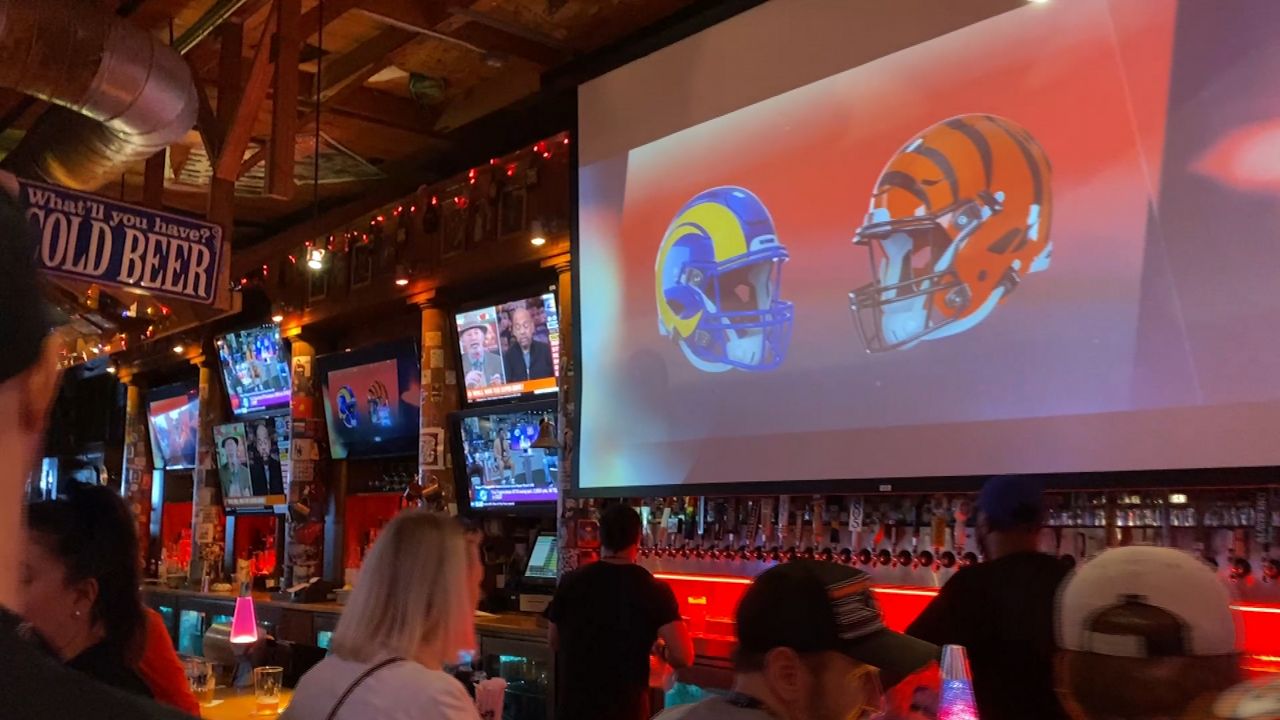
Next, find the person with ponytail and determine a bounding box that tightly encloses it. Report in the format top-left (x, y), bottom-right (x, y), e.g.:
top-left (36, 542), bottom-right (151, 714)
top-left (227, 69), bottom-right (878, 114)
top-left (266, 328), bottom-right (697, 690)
top-left (21, 482), bottom-right (152, 697)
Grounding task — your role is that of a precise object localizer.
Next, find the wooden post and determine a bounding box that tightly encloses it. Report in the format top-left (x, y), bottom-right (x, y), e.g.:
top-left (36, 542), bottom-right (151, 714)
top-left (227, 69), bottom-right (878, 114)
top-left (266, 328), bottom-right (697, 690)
top-left (415, 293), bottom-right (460, 513)
top-left (189, 357), bottom-right (228, 584)
top-left (284, 336), bottom-right (328, 585)
top-left (118, 372), bottom-right (156, 572)
top-left (545, 255), bottom-right (578, 577)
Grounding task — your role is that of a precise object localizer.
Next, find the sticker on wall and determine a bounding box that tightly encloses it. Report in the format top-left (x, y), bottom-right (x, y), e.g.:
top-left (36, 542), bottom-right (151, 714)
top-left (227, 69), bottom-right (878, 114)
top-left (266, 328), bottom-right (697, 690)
top-left (421, 427), bottom-right (445, 470)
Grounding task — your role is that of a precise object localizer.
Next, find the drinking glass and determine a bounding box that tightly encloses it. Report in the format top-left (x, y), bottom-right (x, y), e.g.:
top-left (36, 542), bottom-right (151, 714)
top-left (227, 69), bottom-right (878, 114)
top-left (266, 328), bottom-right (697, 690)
top-left (183, 657), bottom-right (216, 706)
top-left (254, 665), bottom-right (284, 715)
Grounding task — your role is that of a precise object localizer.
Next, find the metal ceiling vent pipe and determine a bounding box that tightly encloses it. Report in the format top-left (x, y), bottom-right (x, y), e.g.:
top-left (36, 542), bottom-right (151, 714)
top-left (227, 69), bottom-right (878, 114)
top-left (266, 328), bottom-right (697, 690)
top-left (0, 0), bottom-right (198, 190)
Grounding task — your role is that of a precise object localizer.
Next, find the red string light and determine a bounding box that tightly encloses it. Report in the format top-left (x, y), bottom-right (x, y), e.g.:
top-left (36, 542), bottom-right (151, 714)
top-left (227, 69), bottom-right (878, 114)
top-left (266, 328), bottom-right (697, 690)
top-left (431, 196), bottom-right (438, 206)
top-left (506, 164), bottom-right (517, 177)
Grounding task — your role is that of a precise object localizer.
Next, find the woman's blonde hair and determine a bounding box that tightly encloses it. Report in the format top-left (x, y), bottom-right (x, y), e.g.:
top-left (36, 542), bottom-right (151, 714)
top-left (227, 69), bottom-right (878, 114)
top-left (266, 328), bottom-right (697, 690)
top-left (330, 511), bottom-right (475, 666)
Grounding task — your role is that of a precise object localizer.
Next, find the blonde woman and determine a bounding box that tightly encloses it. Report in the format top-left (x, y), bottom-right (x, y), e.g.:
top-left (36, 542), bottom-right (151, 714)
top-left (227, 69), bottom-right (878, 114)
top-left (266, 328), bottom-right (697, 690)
top-left (284, 512), bottom-right (483, 720)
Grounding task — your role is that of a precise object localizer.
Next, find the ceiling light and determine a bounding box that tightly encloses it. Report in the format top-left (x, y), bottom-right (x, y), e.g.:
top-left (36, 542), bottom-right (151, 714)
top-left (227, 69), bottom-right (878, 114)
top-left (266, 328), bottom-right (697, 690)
top-left (172, 344), bottom-right (185, 354)
top-left (306, 247), bottom-right (326, 270)
top-left (105, 365), bottom-right (117, 374)
top-left (394, 264), bottom-right (411, 287)
top-left (530, 219), bottom-right (547, 247)
top-left (270, 302), bottom-right (286, 323)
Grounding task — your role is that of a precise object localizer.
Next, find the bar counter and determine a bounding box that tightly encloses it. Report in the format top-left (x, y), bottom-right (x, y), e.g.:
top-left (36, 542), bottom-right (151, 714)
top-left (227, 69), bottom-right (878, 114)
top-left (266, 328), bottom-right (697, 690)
top-left (143, 586), bottom-right (548, 645)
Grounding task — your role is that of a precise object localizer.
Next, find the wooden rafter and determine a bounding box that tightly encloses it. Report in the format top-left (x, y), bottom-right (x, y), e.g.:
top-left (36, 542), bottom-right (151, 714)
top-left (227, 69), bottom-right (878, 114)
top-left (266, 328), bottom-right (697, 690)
top-left (268, 0), bottom-right (302, 198)
top-left (312, 27), bottom-right (420, 103)
top-left (214, 2), bottom-right (278, 183)
top-left (355, 0), bottom-right (563, 67)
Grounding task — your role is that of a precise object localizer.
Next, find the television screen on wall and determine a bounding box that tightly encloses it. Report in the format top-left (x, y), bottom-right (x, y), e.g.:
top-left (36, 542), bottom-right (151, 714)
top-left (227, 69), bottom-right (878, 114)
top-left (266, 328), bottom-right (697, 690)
top-left (215, 324), bottom-right (291, 416)
top-left (214, 417), bottom-right (289, 510)
top-left (147, 383), bottom-right (199, 470)
top-left (453, 292), bottom-right (561, 404)
top-left (316, 338), bottom-right (422, 459)
top-left (451, 400), bottom-right (559, 515)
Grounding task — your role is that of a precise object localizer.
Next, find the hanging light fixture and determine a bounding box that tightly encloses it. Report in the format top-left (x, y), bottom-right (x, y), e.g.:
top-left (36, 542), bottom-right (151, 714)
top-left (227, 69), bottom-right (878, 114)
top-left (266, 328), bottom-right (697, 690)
top-left (393, 264), bottom-right (411, 287)
top-left (172, 344), bottom-right (185, 355)
top-left (306, 247), bottom-right (326, 270)
top-left (530, 219), bottom-right (547, 247)
top-left (270, 302), bottom-right (286, 323)
top-left (531, 415), bottom-right (559, 449)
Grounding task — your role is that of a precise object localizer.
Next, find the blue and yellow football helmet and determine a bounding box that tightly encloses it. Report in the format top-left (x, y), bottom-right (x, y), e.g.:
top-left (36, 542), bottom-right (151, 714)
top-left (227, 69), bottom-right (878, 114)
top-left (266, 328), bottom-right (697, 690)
top-left (655, 187), bottom-right (794, 372)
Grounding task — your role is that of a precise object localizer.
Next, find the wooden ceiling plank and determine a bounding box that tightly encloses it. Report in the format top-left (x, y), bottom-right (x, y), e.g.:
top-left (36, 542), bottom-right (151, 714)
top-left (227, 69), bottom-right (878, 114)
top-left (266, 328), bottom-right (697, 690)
top-left (355, 0), bottom-right (559, 66)
top-left (215, 2), bottom-right (278, 183)
top-left (446, 21), bottom-right (564, 67)
top-left (446, 5), bottom-right (571, 52)
top-left (268, 0), bottom-right (302, 198)
top-left (314, 27), bottom-right (420, 102)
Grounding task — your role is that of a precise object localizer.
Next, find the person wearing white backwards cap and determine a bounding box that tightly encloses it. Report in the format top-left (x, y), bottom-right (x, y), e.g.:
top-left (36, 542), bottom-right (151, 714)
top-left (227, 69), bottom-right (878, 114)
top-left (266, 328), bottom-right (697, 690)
top-left (1054, 546), bottom-right (1245, 720)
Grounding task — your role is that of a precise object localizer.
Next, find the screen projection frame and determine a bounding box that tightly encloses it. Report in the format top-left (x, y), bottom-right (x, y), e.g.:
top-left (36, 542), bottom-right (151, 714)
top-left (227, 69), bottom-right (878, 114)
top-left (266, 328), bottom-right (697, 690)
top-left (569, 0), bottom-right (1280, 496)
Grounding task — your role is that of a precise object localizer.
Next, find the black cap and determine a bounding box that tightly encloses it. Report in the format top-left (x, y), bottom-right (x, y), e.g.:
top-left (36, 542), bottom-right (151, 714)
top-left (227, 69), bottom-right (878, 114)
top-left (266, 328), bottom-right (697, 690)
top-left (736, 561), bottom-right (939, 688)
top-left (0, 189), bottom-right (53, 385)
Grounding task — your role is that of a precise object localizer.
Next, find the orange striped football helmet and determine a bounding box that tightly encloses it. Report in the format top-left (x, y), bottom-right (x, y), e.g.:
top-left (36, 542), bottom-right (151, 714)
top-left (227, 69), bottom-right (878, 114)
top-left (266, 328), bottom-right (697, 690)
top-left (850, 114), bottom-right (1053, 352)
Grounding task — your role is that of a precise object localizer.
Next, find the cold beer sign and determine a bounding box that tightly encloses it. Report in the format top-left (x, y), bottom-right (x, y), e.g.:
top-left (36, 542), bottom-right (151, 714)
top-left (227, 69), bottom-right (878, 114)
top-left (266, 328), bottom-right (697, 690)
top-left (19, 179), bottom-right (224, 305)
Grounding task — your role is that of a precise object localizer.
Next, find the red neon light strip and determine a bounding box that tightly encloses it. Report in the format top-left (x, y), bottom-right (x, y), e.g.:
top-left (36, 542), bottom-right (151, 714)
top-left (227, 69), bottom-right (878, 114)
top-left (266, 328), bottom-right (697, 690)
top-left (654, 572), bottom-right (752, 585)
top-left (655, 574), bottom-right (1280, 615)
top-left (1232, 604), bottom-right (1280, 614)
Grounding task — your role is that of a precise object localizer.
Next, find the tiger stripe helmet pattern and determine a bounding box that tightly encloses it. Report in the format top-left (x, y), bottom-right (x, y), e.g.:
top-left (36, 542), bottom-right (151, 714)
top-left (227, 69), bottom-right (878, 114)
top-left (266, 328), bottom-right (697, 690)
top-left (850, 114), bottom-right (1053, 352)
top-left (655, 186), bottom-right (794, 373)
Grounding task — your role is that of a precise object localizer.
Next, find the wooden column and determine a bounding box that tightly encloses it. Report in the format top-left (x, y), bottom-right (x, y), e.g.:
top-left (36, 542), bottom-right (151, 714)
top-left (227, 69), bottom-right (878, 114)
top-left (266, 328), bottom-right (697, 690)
top-left (415, 293), bottom-right (460, 513)
top-left (545, 255), bottom-right (586, 576)
top-left (285, 336), bottom-right (328, 585)
top-left (189, 357), bottom-right (227, 584)
top-left (118, 371), bottom-right (156, 572)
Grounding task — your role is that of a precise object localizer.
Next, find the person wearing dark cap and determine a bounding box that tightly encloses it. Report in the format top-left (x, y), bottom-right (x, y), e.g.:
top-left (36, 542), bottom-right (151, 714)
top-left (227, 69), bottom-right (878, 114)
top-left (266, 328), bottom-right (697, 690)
top-left (906, 475), bottom-right (1070, 720)
top-left (0, 179), bottom-right (188, 719)
top-left (654, 560), bottom-right (938, 720)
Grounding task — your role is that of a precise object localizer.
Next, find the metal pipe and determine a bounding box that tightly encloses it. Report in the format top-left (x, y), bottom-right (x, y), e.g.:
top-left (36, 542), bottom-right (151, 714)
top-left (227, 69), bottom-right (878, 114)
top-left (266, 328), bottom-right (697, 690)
top-left (173, 0), bottom-right (254, 55)
top-left (0, 0), bottom-right (198, 190)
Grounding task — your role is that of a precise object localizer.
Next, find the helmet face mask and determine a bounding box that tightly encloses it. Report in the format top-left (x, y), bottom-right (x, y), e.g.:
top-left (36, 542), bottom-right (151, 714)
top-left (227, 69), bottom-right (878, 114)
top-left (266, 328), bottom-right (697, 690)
top-left (657, 188), bottom-right (794, 373)
top-left (849, 114), bottom-right (1053, 353)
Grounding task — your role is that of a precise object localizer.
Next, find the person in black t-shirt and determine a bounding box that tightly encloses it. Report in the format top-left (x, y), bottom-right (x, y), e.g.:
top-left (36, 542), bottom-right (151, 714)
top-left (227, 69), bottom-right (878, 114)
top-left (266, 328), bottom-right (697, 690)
top-left (0, 178), bottom-right (188, 720)
top-left (546, 505), bottom-right (694, 720)
top-left (907, 476), bottom-right (1071, 720)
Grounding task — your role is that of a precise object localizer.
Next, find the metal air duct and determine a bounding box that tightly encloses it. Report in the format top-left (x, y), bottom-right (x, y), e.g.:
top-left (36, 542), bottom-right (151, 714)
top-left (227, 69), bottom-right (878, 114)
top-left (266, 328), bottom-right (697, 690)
top-left (0, 0), bottom-right (198, 190)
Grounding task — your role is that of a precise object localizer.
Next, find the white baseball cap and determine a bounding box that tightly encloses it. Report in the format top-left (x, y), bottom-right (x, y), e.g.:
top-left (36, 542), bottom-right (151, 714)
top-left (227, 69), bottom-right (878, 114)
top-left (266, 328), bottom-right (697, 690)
top-left (1057, 546), bottom-right (1238, 657)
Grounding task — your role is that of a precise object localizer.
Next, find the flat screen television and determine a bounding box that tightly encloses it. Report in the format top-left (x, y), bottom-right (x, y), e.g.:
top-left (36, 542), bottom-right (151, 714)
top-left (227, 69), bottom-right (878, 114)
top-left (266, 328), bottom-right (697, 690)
top-left (214, 416), bottom-right (289, 510)
top-left (453, 291), bottom-right (561, 404)
top-left (215, 324), bottom-right (291, 416)
top-left (452, 400), bottom-right (559, 515)
top-left (147, 383), bottom-right (199, 470)
top-left (524, 533), bottom-right (559, 583)
top-left (316, 337), bottom-right (422, 459)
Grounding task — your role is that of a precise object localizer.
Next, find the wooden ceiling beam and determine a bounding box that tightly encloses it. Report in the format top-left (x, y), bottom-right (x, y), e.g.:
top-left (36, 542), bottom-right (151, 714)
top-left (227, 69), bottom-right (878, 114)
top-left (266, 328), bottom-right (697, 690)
top-left (268, 0), bottom-right (302, 199)
top-left (311, 27), bottom-right (421, 103)
top-left (446, 5), bottom-right (571, 52)
top-left (354, 0), bottom-right (560, 66)
top-left (214, 2), bottom-right (277, 183)
top-left (445, 21), bottom-right (566, 67)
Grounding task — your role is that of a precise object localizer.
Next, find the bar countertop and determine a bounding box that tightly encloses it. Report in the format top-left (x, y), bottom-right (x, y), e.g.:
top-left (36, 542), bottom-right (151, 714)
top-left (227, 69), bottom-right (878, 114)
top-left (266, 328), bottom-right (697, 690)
top-left (143, 586), bottom-right (548, 639)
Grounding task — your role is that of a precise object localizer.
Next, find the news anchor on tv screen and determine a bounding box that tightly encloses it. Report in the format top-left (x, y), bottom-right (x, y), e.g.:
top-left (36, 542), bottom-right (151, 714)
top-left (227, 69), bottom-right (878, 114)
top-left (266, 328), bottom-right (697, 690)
top-left (502, 305), bottom-right (555, 382)
top-left (460, 323), bottom-right (505, 389)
